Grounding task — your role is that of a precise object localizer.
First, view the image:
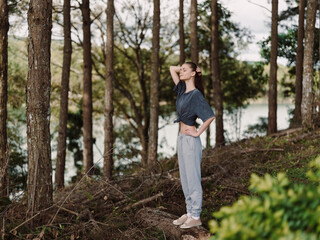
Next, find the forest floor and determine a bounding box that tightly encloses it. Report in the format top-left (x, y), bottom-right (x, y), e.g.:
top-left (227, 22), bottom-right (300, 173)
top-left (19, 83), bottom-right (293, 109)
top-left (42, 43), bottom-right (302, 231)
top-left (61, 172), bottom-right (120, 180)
top-left (3, 127), bottom-right (320, 239)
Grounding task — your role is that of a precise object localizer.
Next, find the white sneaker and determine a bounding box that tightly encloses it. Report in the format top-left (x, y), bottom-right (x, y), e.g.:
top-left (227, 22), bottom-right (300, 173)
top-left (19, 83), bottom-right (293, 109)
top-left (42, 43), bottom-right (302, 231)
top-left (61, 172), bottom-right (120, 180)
top-left (180, 217), bottom-right (202, 228)
top-left (172, 214), bottom-right (188, 225)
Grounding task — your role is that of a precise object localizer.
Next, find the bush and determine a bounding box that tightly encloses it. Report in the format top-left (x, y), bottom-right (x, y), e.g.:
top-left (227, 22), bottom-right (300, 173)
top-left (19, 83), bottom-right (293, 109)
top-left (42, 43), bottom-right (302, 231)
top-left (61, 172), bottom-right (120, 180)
top-left (209, 155), bottom-right (320, 240)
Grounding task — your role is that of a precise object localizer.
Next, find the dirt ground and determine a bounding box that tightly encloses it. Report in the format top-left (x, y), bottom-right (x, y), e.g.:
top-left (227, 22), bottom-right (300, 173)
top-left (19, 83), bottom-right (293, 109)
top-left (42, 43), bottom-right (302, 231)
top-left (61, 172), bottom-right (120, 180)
top-left (3, 127), bottom-right (320, 239)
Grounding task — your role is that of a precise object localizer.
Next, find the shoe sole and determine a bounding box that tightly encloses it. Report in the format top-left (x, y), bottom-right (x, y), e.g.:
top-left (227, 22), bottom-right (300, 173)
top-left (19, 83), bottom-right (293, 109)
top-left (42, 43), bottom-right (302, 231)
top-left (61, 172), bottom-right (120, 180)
top-left (173, 222), bottom-right (183, 226)
top-left (173, 220), bottom-right (187, 226)
top-left (180, 223), bottom-right (202, 229)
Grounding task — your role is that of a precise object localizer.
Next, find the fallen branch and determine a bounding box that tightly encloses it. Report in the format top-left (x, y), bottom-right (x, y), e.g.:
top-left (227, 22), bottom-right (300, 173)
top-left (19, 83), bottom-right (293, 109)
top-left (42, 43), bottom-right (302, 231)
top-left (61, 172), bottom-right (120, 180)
top-left (269, 127), bottom-right (303, 137)
top-left (53, 204), bottom-right (79, 216)
top-left (10, 205), bottom-right (54, 234)
top-left (123, 192), bottom-right (163, 212)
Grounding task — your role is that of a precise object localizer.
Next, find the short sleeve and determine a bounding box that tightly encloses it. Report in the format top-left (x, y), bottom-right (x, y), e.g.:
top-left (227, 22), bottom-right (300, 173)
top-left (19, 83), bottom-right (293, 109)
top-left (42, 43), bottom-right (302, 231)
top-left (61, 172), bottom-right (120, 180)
top-left (195, 92), bottom-right (215, 122)
top-left (173, 80), bottom-right (186, 95)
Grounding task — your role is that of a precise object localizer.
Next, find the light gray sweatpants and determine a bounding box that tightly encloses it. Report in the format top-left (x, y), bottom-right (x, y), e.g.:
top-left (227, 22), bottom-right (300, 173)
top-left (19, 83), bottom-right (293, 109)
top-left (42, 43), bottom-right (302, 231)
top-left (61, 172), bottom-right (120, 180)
top-left (177, 133), bottom-right (202, 218)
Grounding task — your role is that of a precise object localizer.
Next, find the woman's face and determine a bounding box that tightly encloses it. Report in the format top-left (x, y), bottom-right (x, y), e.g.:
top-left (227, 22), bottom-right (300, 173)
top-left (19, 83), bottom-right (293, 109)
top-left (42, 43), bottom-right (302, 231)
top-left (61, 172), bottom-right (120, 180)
top-left (180, 64), bottom-right (195, 81)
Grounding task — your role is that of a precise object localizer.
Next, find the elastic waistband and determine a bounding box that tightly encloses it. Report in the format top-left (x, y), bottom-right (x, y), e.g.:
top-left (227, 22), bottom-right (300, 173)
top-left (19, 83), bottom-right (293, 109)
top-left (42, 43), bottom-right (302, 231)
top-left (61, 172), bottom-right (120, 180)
top-left (178, 133), bottom-right (199, 138)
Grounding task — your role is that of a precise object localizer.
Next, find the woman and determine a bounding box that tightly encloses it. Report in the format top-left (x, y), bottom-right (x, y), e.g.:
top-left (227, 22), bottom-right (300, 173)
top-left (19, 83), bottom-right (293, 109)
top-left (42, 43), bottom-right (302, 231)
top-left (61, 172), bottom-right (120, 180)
top-left (170, 62), bottom-right (215, 229)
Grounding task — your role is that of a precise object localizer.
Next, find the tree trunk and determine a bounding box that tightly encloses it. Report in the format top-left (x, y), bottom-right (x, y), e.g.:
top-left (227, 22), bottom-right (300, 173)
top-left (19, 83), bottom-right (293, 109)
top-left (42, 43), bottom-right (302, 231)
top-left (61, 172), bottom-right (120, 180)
top-left (0, 0), bottom-right (9, 198)
top-left (27, 0), bottom-right (53, 214)
top-left (81, 0), bottom-right (94, 174)
top-left (211, 0), bottom-right (225, 147)
top-left (135, 207), bottom-right (210, 239)
top-left (190, 0), bottom-right (198, 64)
top-left (293, 0), bottom-right (305, 126)
top-left (206, 126), bottom-right (211, 148)
top-left (301, 0), bottom-right (317, 128)
top-left (55, 0), bottom-right (72, 190)
top-left (179, 0), bottom-right (185, 65)
top-left (147, 0), bottom-right (160, 170)
top-left (140, 128), bottom-right (149, 168)
top-left (135, 48), bottom-right (149, 168)
top-left (268, 0), bottom-right (278, 135)
top-left (103, 0), bottom-right (114, 179)
top-left (206, 77), bottom-right (212, 148)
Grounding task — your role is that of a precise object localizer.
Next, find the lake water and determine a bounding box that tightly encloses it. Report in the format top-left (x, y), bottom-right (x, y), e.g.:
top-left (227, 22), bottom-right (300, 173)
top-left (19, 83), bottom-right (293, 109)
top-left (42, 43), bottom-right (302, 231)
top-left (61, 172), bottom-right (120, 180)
top-left (62, 103), bottom-right (294, 182)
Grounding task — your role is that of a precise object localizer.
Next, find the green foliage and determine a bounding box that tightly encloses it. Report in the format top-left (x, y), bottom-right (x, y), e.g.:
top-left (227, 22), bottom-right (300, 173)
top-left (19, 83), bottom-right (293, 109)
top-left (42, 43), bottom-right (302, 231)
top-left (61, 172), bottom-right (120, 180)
top-left (258, 1), bottom-right (320, 102)
top-left (8, 37), bottom-right (28, 109)
top-left (259, 0), bottom-right (319, 67)
top-left (7, 106), bottom-right (27, 194)
top-left (221, 61), bottom-right (267, 111)
top-left (66, 107), bottom-right (84, 183)
top-left (209, 155), bottom-right (320, 240)
top-left (259, 30), bottom-right (299, 66)
top-left (244, 117), bottom-right (268, 137)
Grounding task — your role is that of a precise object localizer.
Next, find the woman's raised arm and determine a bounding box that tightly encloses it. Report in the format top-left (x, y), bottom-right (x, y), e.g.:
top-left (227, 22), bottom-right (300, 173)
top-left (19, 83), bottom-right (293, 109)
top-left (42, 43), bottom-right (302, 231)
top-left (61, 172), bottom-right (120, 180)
top-left (170, 66), bottom-right (180, 85)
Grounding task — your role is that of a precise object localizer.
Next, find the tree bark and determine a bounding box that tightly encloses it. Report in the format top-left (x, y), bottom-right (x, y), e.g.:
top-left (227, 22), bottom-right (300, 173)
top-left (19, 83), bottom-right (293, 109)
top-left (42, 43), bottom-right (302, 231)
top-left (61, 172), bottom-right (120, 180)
top-left (206, 75), bottom-right (212, 148)
top-left (103, 0), bottom-right (114, 179)
top-left (211, 0), bottom-right (225, 147)
top-left (301, 0), bottom-right (317, 128)
top-left (0, 0), bottom-right (9, 198)
top-left (55, 0), bottom-right (72, 190)
top-left (268, 0), bottom-right (278, 135)
top-left (135, 207), bottom-right (210, 239)
top-left (81, 0), bottom-right (94, 174)
top-left (179, 0), bottom-right (185, 65)
top-left (138, 57), bottom-right (149, 168)
top-left (293, 0), bottom-right (305, 126)
top-left (206, 122), bottom-right (211, 148)
top-left (147, 0), bottom-right (160, 170)
top-left (27, 0), bottom-right (53, 214)
top-left (190, 0), bottom-right (198, 64)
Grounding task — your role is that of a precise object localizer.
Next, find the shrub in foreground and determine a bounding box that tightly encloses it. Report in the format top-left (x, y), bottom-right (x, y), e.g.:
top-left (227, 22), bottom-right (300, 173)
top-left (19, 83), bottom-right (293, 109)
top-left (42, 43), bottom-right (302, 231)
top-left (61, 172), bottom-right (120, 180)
top-left (209, 155), bottom-right (320, 240)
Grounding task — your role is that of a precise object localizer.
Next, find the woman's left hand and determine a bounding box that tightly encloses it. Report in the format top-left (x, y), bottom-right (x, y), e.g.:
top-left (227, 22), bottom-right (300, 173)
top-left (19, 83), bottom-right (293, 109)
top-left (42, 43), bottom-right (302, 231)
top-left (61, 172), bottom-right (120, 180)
top-left (185, 128), bottom-right (199, 137)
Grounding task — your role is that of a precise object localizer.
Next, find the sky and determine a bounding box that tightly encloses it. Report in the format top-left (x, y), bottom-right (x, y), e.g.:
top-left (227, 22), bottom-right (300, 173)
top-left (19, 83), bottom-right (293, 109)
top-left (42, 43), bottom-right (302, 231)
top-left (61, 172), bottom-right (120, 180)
top-left (222, 0), bottom-right (290, 64)
top-left (9, 0), bottom-right (293, 65)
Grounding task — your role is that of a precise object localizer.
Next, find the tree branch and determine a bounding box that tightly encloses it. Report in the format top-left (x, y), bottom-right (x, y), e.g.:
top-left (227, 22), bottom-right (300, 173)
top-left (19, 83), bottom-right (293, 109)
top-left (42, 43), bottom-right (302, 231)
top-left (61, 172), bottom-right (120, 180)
top-left (247, 0), bottom-right (271, 13)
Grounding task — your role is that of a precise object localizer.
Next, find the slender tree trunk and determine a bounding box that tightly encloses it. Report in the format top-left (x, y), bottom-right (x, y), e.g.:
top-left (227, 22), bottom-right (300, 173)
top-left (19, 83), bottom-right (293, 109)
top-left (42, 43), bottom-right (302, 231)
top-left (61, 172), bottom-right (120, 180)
top-left (27, 0), bottom-right (53, 214)
top-left (179, 0), bottom-right (185, 65)
top-left (206, 72), bottom-right (212, 148)
top-left (55, 0), bottom-right (72, 190)
top-left (0, 0), bottom-right (9, 198)
top-left (103, 0), bottom-right (114, 179)
top-left (302, 0), bottom-right (317, 128)
top-left (141, 129), bottom-right (149, 168)
top-left (293, 0), bottom-right (305, 126)
top-left (81, 0), bottom-right (93, 174)
top-left (190, 0), bottom-right (198, 64)
top-left (206, 125), bottom-right (211, 148)
top-left (147, 0), bottom-right (160, 169)
top-left (211, 0), bottom-right (224, 147)
top-left (268, 0), bottom-right (278, 135)
top-left (135, 49), bottom-right (149, 168)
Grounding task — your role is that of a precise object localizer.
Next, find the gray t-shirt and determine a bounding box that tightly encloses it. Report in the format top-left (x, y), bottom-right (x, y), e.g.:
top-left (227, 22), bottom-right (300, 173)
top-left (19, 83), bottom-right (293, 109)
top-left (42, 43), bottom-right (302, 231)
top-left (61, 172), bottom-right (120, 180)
top-left (173, 80), bottom-right (215, 126)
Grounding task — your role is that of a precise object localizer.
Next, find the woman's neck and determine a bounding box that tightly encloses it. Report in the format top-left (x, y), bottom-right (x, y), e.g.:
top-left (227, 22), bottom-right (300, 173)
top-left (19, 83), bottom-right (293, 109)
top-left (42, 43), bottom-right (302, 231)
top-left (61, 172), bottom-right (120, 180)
top-left (184, 78), bottom-right (195, 92)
